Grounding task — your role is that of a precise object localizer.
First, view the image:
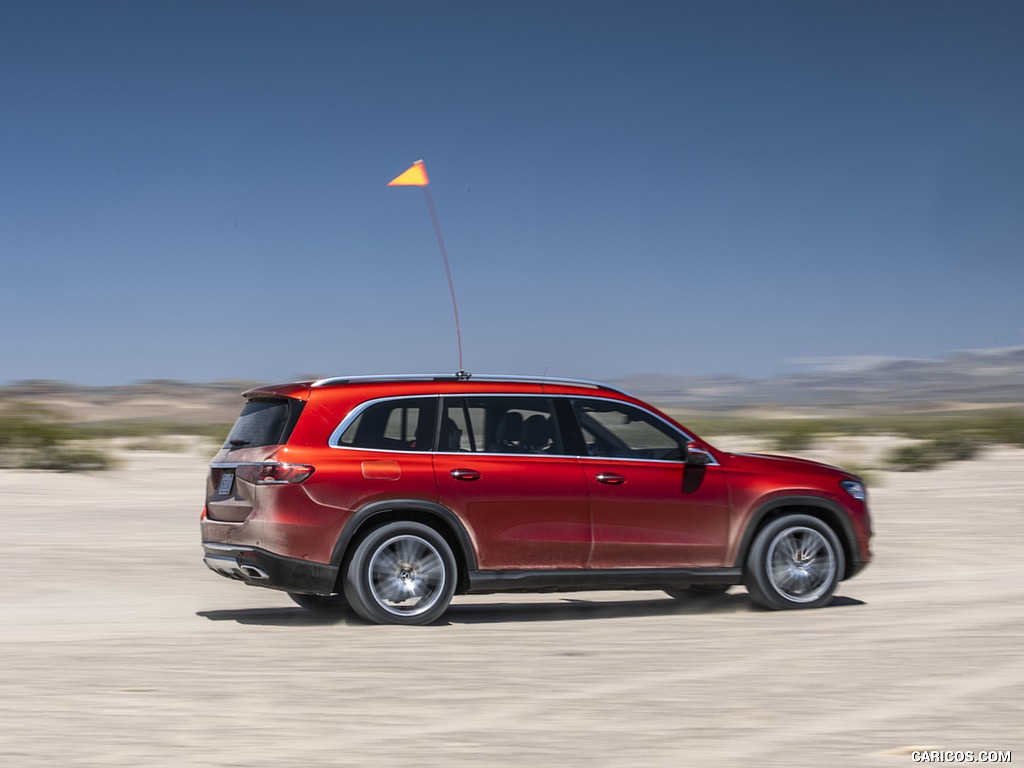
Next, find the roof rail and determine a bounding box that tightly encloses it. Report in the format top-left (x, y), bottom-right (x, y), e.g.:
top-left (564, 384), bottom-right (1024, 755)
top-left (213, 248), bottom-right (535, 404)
top-left (310, 373), bottom-right (630, 395)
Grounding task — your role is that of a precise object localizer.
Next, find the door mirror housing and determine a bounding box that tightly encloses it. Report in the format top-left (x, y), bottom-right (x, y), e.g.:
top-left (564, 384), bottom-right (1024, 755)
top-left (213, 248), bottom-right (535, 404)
top-left (685, 443), bottom-right (713, 467)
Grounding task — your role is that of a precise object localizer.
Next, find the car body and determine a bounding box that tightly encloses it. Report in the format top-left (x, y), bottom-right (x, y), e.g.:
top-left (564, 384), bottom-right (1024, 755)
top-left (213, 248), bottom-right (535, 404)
top-left (201, 374), bottom-right (872, 624)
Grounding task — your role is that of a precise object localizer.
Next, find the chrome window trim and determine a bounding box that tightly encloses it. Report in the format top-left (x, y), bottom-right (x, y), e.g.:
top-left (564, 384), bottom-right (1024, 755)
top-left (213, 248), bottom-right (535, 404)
top-left (325, 392), bottom-right (718, 466)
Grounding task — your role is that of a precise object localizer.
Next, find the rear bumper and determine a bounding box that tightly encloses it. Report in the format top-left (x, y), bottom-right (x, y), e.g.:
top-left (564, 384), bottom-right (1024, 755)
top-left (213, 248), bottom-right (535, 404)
top-left (202, 543), bottom-right (339, 595)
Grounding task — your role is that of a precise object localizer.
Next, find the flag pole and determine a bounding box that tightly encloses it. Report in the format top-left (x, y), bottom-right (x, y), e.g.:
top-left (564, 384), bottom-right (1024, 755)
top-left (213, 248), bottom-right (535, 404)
top-left (421, 185), bottom-right (465, 375)
top-left (388, 160), bottom-right (467, 377)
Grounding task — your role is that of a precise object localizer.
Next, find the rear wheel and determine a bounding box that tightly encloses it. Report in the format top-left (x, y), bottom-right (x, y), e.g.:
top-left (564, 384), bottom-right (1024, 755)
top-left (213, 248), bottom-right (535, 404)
top-left (288, 592), bottom-right (348, 614)
top-left (344, 522), bottom-right (457, 625)
top-left (744, 514), bottom-right (844, 610)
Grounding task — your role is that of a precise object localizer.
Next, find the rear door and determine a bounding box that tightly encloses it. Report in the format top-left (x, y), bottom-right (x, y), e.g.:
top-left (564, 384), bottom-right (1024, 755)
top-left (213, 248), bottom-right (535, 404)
top-left (433, 395), bottom-right (592, 570)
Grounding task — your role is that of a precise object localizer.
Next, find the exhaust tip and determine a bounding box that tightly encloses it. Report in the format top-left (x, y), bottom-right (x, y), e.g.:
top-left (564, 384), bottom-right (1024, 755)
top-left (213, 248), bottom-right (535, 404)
top-left (239, 565), bottom-right (270, 580)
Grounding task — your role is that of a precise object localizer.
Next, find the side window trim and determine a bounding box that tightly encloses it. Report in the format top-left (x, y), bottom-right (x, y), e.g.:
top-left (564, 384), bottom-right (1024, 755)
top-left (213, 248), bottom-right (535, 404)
top-left (326, 392), bottom-right (709, 462)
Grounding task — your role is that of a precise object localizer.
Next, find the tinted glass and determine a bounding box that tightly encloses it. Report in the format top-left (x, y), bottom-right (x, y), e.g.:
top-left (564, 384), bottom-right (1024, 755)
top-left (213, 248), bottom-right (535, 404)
top-left (439, 396), bottom-right (564, 454)
top-left (337, 398), bottom-right (437, 451)
top-left (571, 399), bottom-right (684, 460)
top-left (224, 398), bottom-right (297, 448)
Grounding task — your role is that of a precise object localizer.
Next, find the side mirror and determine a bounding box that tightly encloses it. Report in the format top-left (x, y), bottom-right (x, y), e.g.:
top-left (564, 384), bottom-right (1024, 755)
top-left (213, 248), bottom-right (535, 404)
top-left (685, 442), bottom-right (713, 467)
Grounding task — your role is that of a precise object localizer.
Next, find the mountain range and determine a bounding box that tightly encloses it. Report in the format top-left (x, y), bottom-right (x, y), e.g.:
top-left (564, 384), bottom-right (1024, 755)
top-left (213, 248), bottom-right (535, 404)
top-left (2, 348), bottom-right (1022, 423)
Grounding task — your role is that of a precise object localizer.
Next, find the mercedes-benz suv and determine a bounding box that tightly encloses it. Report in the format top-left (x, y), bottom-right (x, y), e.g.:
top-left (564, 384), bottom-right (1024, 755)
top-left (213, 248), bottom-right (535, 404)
top-left (201, 374), bottom-right (872, 624)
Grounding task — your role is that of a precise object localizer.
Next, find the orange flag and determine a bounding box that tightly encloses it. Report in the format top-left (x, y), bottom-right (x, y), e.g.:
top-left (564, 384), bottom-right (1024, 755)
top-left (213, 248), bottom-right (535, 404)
top-left (387, 160), bottom-right (430, 186)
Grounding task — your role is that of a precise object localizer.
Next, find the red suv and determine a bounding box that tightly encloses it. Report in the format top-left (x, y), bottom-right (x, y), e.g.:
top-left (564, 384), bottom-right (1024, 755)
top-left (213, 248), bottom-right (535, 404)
top-left (201, 374), bottom-right (872, 625)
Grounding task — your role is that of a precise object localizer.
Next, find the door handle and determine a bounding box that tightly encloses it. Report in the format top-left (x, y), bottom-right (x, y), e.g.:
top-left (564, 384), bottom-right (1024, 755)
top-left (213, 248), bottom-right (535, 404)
top-left (450, 468), bottom-right (481, 481)
top-left (596, 472), bottom-right (626, 485)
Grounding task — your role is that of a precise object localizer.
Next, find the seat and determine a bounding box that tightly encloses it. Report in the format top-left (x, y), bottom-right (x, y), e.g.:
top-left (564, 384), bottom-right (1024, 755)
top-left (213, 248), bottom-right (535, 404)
top-left (520, 414), bottom-right (553, 453)
top-left (413, 416), bottom-right (435, 451)
top-left (441, 417), bottom-right (464, 452)
top-left (488, 411), bottom-right (523, 453)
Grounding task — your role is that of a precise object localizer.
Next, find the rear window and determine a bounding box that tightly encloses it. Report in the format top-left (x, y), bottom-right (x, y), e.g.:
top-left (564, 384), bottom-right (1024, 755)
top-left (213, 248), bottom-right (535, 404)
top-left (224, 398), bottom-right (303, 449)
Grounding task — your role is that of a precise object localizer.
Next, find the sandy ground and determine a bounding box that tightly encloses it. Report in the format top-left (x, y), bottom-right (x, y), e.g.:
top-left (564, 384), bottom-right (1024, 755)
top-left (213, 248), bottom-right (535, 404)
top-left (0, 440), bottom-right (1021, 767)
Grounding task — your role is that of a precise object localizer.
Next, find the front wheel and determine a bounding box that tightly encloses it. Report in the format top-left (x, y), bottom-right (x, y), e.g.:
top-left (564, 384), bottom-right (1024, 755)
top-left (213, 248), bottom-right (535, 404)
top-left (344, 522), bottom-right (457, 625)
top-left (744, 514), bottom-right (844, 610)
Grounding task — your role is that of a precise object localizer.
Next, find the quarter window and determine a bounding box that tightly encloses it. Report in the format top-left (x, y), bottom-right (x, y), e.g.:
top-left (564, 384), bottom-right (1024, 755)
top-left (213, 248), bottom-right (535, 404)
top-left (336, 398), bottom-right (437, 452)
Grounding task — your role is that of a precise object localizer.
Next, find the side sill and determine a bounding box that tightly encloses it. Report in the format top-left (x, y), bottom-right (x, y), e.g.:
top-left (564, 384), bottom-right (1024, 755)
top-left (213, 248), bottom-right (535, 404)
top-left (465, 568), bottom-right (742, 595)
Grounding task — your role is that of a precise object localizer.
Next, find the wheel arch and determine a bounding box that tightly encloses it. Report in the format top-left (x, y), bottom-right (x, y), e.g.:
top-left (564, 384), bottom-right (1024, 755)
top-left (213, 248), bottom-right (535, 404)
top-left (734, 496), bottom-right (858, 580)
top-left (330, 499), bottom-right (477, 594)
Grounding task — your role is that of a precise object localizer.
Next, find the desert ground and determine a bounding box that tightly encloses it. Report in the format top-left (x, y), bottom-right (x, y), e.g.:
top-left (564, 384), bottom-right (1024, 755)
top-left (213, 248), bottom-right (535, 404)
top-left (0, 437), bottom-right (1020, 767)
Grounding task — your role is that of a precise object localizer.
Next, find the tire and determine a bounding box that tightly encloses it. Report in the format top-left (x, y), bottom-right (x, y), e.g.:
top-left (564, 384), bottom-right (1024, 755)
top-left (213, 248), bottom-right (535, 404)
top-left (288, 592), bottom-right (349, 614)
top-left (343, 521), bottom-right (457, 626)
top-left (743, 514), bottom-right (844, 610)
top-left (664, 584), bottom-right (731, 599)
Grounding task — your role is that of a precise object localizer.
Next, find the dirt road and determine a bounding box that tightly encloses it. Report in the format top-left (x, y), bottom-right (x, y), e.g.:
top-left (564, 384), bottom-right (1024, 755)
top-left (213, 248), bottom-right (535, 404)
top-left (1, 443), bottom-right (1020, 766)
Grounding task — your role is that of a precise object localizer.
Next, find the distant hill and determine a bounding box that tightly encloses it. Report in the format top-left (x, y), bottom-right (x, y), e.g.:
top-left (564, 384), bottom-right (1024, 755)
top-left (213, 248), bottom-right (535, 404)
top-left (611, 348), bottom-right (1024, 412)
top-left (1, 348), bottom-right (1022, 423)
top-left (0, 379), bottom-right (252, 425)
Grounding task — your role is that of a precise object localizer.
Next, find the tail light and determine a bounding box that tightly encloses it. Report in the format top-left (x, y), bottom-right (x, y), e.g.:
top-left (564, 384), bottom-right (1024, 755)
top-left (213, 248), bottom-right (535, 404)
top-left (235, 463), bottom-right (315, 485)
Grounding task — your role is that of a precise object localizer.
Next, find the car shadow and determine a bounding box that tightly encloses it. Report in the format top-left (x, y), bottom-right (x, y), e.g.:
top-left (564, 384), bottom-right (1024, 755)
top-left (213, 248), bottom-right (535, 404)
top-left (196, 593), bottom-right (864, 627)
top-left (444, 593), bottom-right (752, 624)
top-left (196, 607), bottom-right (356, 626)
top-left (447, 592), bottom-right (865, 624)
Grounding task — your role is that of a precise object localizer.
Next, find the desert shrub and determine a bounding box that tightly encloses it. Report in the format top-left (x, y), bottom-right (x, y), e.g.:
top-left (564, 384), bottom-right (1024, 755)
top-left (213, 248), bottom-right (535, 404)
top-left (887, 443), bottom-right (944, 471)
top-left (769, 421), bottom-right (822, 452)
top-left (977, 412), bottom-right (1024, 447)
top-left (944, 436), bottom-right (982, 462)
top-left (0, 408), bottom-right (112, 471)
top-left (0, 414), bottom-right (76, 449)
top-left (23, 446), bottom-right (117, 472)
top-left (887, 437), bottom-right (981, 471)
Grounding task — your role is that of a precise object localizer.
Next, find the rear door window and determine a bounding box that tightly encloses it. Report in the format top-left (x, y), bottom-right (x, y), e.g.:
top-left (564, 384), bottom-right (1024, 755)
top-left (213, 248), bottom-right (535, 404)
top-left (439, 396), bottom-right (565, 454)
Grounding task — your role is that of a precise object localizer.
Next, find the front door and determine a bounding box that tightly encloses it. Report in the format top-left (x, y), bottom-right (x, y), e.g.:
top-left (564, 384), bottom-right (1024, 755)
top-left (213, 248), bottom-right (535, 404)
top-left (570, 398), bottom-right (730, 569)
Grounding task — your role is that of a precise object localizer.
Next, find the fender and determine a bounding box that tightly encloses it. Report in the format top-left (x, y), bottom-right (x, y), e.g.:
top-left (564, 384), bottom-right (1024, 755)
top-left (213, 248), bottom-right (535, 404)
top-left (733, 495), bottom-right (860, 576)
top-left (330, 498), bottom-right (478, 571)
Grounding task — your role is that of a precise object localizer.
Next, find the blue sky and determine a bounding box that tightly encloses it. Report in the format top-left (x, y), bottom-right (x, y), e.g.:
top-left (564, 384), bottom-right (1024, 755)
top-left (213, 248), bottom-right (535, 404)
top-left (2, 1), bottom-right (1022, 385)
